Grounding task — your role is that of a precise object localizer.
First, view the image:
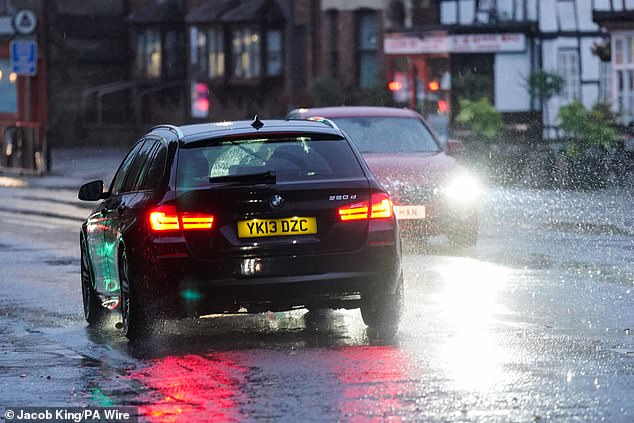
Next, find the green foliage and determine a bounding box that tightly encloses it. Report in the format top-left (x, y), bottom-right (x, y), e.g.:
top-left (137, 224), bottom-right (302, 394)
top-left (558, 100), bottom-right (619, 152)
top-left (526, 70), bottom-right (564, 102)
top-left (308, 75), bottom-right (344, 106)
top-left (455, 97), bottom-right (504, 141)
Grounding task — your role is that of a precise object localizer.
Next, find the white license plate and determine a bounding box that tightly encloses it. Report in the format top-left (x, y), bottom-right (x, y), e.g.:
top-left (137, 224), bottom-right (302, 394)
top-left (393, 205), bottom-right (426, 220)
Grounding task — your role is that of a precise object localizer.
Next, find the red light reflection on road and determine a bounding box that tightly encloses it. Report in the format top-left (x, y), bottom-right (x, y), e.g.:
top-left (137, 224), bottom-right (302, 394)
top-left (128, 354), bottom-right (248, 423)
top-left (328, 346), bottom-right (414, 421)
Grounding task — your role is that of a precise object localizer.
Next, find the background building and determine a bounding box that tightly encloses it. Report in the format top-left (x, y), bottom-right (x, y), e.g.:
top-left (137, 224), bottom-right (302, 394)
top-left (384, 0), bottom-right (609, 139)
top-left (593, 0), bottom-right (634, 126)
top-left (3, 0), bottom-right (626, 157)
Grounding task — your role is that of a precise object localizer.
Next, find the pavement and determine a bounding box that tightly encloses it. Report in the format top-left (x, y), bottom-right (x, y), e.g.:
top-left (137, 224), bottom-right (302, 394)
top-left (0, 147), bottom-right (128, 222)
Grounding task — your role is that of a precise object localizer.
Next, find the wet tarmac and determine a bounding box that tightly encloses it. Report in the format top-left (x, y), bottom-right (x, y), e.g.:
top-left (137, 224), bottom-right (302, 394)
top-left (1, 186), bottom-right (634, 422)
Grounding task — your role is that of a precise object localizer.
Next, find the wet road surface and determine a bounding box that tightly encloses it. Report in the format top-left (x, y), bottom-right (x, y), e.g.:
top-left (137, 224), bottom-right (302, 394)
top-left (1, 186), bottom-right (633, 422)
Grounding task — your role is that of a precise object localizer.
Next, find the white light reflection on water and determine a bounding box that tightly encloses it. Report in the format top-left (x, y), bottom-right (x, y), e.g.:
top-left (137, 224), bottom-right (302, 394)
top-left (436, 257), bottom-right (511, 391)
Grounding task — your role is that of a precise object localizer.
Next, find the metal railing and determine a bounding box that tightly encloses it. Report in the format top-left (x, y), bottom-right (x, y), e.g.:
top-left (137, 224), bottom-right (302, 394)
top-left (81, 80), bottom-right (187, 126)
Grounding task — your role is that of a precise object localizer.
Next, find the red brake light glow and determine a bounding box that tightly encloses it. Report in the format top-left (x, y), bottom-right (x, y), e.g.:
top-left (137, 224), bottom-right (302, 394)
top-left (149, 205), bottom-right (214, 231)
top-left (150, 205), bottom-right (180, 231)
top-left (370, 193), bottom-right (393, 219)
top-left (181, 213), bottom-right (214, 230)
top-left (338, 193), bottom-right (393, 222)
top-left (338, 201), bottom-right (369, 221)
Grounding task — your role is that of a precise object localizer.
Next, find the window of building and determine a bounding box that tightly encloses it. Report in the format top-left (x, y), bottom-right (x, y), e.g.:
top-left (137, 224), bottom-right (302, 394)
top-left (357, 11), bottom-right (379, 88)
top-left (136, 29), bottom-right (161, 78)
top-left (208, 28), bottom-right (225, 78)
top-left (557, 49), bottom-right (580, 104)
top-left (0, 59), bottom-right (17, 114)
top-left (135, 28), bottom-right (184, 79)
top-left (164, 30), bottom-right (184, 79)
top-left (190, 27), bottom-right (225, 79)
top-left (599, 61), bottom-right (611, 103)
top-left (232, 27), bottom-right (261, 78)
top-left (613, 33), bottom-right (634, 123)
top-left (266, 30), bottom-right (282, 77)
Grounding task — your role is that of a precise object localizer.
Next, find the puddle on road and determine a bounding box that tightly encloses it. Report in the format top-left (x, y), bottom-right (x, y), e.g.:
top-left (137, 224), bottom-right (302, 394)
top-left (45, 258), bottom-right (80, 267)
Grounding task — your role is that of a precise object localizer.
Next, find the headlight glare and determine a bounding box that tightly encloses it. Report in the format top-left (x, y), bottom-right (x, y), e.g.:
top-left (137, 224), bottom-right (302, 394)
top-left (443, 174), bottom-right (482, 204)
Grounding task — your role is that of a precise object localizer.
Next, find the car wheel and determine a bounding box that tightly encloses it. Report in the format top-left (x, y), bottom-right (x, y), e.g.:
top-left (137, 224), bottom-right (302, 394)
top-left (360, 273), bottom-right (404, 338)
top-left (119, 247), bottom-right (151, 340)
top-left (81, 237), bottom-right (107, 325)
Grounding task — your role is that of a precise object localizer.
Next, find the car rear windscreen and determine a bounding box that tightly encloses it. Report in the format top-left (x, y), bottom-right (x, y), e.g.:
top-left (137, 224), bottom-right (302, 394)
top-left (332, 117), bottom-right (440, 153)
top-left (177, 135), bottom-right (365, 188)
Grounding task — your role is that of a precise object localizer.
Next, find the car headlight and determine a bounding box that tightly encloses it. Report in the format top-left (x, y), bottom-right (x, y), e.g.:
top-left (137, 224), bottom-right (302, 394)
top-left (443, 173), bottom-right (482, 204)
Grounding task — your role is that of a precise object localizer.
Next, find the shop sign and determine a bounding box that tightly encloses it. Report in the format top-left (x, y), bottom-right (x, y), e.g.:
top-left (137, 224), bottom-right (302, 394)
top-left (384, 32), bottom-right (449, 55)
top-left (385, 33), bottom-right (526, 54)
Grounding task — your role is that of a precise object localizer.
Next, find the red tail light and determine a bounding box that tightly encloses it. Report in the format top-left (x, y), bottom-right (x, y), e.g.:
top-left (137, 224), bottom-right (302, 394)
top-left (370, 193), bottom-right (393, 219)
top-left (181, 213), bottom-right (214, 230)
top-left (338, 193), bottom-right (393, 222)
top-left (149, 205), bottom-right (214, 232)
top-left (149, 205), bottom-right (180, 231)
top-left (338, 201), bottom-right (369, 221)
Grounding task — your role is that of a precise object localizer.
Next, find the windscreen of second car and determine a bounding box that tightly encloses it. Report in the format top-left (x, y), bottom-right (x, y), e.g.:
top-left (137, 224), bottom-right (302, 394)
top-left (177, 134), bottom-right (364, 188)
top-left (332, 117), bottom-right (440, 153)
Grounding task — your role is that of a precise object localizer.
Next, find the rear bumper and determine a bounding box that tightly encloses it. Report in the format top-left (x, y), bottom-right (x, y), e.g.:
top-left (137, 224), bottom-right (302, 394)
top-left (152, 244), bottom-right (401, 314)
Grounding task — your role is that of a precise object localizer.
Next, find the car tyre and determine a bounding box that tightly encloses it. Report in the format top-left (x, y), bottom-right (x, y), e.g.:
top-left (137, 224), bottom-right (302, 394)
top-left (119, 247), bottom-right (152, 340)
top-left (360, 273), bottom-right (404, 338)
top-left (81, 237), bottom-right (107, 325)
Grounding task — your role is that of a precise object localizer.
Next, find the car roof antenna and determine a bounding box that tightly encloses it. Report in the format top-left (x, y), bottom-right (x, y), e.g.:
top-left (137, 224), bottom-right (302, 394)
top-left (251, 115), bottom-right (264, 130)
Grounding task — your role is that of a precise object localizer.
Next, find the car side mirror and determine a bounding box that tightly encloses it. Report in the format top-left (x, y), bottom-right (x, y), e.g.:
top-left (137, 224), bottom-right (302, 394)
top-left (446, 138), bottom-right (466, 155)
top-left (78, 180), bottom-right (107, 201)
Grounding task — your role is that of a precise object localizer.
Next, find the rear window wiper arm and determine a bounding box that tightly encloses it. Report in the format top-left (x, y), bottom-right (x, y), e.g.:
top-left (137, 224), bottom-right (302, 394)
top-left (209, 171), bottom-right (277, 185)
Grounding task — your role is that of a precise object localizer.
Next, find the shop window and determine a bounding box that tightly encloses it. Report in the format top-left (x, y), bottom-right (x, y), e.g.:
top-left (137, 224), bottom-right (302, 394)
top-left (357, 11), bottom-right (379, 88)
top-left (135, 28), bottom-right (184, 79)
top-left (0, 59), bottom-right (17, 114)
top-left (232, 27), bottom-right (261, 78)
top-left (557, 49), bottom-right (579, 105)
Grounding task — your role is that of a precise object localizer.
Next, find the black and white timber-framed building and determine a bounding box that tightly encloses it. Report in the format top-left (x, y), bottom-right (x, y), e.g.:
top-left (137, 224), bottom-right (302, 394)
top-left (384, 0), bottom-right (612, 139)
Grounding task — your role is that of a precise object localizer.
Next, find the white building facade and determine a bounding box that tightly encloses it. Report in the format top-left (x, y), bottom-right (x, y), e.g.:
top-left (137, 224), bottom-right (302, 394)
top-left (384, 0), bottom-right (610, 139)
top-left (593, 0), bottom-right (634, 125)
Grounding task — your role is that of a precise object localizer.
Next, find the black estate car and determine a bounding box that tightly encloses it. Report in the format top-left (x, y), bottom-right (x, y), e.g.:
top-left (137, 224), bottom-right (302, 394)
top-left (79, 118), bottom-right (403, 339)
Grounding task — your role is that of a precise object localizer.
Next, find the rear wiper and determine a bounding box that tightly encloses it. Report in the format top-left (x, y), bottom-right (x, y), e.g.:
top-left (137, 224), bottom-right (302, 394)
top-left (209, 171), bottom-right (277, 185)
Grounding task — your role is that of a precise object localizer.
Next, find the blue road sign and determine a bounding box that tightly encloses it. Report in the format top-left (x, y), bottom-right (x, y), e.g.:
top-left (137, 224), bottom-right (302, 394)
top-left (10, 40), bottom-right (37, 76)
